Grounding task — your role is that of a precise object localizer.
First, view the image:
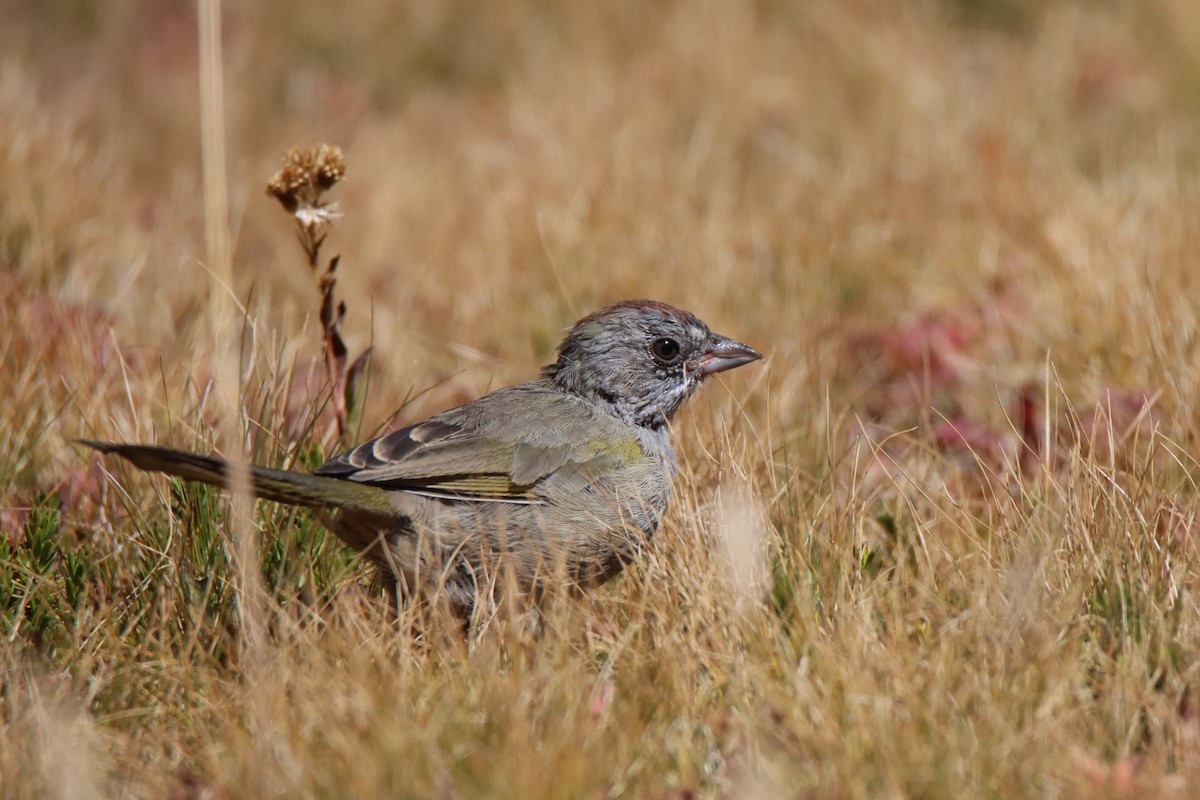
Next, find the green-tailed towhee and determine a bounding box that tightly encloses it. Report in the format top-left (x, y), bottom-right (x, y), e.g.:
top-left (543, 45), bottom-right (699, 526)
top-left (84, 300), bottom-right (761, 621)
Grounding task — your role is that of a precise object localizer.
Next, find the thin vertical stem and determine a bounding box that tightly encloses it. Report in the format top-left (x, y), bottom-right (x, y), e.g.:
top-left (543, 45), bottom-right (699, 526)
top-left (197, 0), bottom-right (264, 663)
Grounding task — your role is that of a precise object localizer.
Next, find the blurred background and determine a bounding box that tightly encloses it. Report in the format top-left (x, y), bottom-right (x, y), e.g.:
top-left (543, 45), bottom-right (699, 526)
top-left (6, 0), bottom-right (1200, 443)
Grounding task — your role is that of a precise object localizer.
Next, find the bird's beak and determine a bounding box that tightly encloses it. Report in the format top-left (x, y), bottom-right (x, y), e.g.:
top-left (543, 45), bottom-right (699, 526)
top-left (699, 334), bottom-right (763, 376)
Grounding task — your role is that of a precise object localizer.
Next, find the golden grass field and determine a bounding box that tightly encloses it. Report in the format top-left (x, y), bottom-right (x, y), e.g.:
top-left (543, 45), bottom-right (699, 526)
top-left (5, 0), bottom-right (1200, 796)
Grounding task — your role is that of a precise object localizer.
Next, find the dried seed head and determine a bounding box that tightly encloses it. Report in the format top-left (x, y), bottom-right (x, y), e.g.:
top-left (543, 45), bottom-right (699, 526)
top-left (312, 143), bottom-right (346, 190)
top-left (266, 144), bottom-right (346, 214)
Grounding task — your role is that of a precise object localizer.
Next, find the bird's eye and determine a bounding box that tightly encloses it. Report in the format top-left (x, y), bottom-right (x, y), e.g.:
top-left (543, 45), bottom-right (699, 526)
top-left (651, 337), bottom-right (682, 363)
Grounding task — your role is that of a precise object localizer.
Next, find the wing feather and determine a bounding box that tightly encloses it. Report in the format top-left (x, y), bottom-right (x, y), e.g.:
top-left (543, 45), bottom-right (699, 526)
top-left (314, 382), bottom-right (646, 503)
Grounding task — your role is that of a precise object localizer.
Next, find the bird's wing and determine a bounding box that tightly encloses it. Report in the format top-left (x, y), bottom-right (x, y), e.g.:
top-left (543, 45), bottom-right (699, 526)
top-left (315, 383), bottom-right (646, 504)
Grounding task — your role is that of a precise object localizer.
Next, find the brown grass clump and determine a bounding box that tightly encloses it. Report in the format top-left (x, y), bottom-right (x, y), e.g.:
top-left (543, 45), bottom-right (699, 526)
top-left (5, 0), bottom-right (1200, 797)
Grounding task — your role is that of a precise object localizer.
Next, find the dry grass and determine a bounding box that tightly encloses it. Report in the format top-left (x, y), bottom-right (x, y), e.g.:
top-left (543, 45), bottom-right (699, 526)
top-left (5, 0), bottom-right (1200, 796)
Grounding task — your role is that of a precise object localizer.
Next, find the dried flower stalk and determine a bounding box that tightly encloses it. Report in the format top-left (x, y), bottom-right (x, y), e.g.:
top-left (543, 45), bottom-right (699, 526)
top-left (266, 144), bottom-right (371, 442)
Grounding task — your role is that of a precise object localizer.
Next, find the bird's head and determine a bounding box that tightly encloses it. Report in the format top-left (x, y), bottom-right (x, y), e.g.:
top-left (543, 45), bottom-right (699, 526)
top-left (544, 300), bottom-right (762, 429)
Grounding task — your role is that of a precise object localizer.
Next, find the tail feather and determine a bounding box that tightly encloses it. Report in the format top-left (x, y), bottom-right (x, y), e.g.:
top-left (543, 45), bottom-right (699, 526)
top-left (80, 440), bottom-right (394, 517)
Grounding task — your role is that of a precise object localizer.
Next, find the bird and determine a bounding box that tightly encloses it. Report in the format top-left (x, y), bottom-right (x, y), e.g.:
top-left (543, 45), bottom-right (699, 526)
top-left (83, 300), bottom-right (762, 623)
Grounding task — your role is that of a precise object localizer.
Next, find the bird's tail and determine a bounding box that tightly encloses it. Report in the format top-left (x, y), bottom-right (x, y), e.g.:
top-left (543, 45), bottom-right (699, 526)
top-left (80, 440), bottom-right (394, 517)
